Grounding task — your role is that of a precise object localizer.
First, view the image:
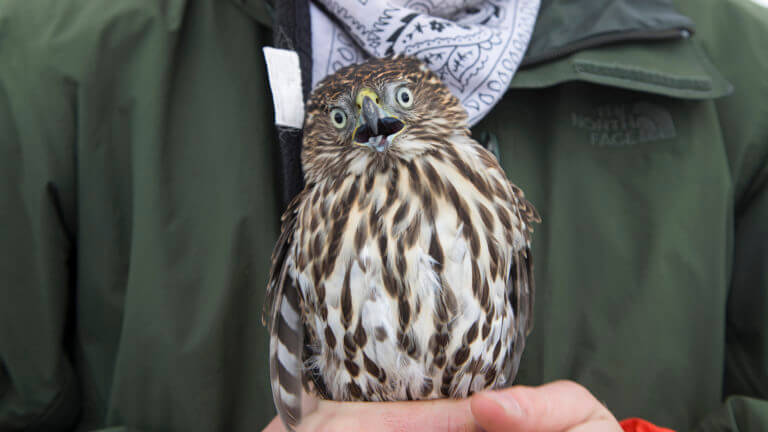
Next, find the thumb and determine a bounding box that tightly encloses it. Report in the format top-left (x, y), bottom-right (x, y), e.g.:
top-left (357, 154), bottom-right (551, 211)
top-left (263, 416), bottom-right (287, 432)
top-left (470, 380), bottom-right (619, 432)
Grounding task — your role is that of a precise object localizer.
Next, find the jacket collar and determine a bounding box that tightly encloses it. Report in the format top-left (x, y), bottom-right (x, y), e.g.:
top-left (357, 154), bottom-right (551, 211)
top-left (512, 0), bottom-right (732, 99)
top-left (230, 0), bottom-right (272, 28)
top-left (511, 34), bottom-right (732, 99)
top-left (524, 0), bottom-right (695, 66)
top-left (235, 0), bottom-right (732, 99)
top-left (234, 0), bottom-right (695, 65)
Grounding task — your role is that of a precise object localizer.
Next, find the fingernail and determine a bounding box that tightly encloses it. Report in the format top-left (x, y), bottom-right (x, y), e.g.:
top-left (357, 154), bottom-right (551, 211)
top-left (487, 392), bottom-right (524, 418)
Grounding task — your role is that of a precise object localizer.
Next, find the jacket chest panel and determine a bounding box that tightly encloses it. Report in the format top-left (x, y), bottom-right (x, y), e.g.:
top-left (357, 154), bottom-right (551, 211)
top-left (478, 82), bottom-right (731, 419)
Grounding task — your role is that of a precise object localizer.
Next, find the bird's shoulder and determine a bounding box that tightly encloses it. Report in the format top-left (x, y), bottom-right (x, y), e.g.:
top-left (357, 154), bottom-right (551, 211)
top-left (433, 135), bottom-right (540, 236)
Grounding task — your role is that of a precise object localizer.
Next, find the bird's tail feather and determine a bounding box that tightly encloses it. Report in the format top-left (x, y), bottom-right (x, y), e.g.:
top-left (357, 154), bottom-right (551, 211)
top-left (269, 270), bottom-right (305, 431)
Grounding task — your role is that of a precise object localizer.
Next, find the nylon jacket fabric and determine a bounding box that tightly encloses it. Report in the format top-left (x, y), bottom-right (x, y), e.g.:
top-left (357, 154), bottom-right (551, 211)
top-left (1, 0), bottom-right (767, 431)
top-left (523, 0), bottom-right (695, 65)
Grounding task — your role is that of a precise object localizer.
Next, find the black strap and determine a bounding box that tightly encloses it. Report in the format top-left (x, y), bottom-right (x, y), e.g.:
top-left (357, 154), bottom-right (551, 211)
top-left (273, 0), bottom-right (312, 209)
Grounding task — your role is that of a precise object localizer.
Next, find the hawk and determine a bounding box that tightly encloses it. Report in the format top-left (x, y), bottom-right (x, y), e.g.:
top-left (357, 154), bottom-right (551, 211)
top-left (265, 55), bottom-right (539, 429)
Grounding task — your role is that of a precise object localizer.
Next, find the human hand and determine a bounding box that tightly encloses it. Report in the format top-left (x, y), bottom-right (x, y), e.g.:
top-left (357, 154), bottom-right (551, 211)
top-left (261, 396), bottom-right (477, 432)
top-left (471, 380), bottom-right (623, 432)
top-left (262, 380), bottom-right (622, 432)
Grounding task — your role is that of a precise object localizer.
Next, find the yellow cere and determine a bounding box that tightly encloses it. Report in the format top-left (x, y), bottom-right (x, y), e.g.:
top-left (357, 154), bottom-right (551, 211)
top-left (355, 88), bottom-right (380, 110)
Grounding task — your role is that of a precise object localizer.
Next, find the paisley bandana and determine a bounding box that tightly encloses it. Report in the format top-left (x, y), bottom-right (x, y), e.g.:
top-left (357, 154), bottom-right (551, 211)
top-left (310, 0), bottom-right (540, 126)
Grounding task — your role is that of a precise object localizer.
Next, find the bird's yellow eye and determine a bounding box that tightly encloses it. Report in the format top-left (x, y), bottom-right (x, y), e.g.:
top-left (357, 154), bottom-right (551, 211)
top-left (330, 108), bottom-right (347, 129)
top-left (396, 87), bottom-right (414, 109)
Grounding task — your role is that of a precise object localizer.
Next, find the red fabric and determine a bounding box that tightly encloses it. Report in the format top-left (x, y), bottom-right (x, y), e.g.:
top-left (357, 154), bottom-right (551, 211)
top-left (620, 418), bottom-right (676, 432)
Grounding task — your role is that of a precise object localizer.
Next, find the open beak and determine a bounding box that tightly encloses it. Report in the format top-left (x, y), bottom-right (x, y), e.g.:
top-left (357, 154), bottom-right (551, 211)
top-left (353, 88), bottom-right (404, 152)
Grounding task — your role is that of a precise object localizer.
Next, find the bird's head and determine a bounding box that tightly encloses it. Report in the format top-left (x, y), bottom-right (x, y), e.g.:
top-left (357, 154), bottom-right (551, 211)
top-left (301, 56), bottom-right (468, 182)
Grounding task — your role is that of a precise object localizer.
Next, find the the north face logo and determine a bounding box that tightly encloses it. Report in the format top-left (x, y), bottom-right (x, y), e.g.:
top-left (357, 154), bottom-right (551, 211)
top-left (571, 102), bottom-right (676, 147)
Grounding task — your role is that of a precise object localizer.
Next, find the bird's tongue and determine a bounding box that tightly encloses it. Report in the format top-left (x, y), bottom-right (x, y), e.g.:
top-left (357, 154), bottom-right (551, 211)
top-left (367, 135), bottom-right (388, 152)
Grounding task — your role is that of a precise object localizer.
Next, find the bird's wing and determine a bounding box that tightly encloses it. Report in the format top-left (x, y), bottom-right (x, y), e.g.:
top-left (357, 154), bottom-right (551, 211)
top-left (512, 184), bottom-right (542, 227)
top-left (502, 245), bottom-right (536, 386)
top-left (263, 193), bottom-right (306, 431)
top-left (503, 184), bottom-right (539, 385)
top-left (509, 182), bottom-right (540, 336)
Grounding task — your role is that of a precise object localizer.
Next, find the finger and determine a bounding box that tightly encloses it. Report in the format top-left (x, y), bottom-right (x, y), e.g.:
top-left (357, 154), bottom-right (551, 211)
top-left (470, 380), bottom-right (618, 432)
top-left (568, 418), bottom-right (625, 432)
top-left (263, 416), bottom-right (287, 432)
top-left (299, 397), bottom-right (480, 432)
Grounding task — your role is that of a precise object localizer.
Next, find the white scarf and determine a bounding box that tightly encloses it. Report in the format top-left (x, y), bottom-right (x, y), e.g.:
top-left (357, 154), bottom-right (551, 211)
top-left (310, 0), bottom-right (540, 126)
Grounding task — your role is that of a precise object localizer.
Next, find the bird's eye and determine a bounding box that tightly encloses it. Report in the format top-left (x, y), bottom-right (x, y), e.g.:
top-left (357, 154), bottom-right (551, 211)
top-left (396, 87), bottom-right (414, 108)
top-left (330, 108), bottom-right (347, 129)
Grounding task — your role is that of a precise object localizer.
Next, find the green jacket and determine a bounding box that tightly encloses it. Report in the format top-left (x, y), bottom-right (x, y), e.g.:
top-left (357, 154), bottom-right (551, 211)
top-left (1, 0), bottom-right (766, 431)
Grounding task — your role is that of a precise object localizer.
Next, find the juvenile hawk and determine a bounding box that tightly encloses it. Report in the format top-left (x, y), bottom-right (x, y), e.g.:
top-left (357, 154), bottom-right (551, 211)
top-left (265, 56), bottom-right (539, 429)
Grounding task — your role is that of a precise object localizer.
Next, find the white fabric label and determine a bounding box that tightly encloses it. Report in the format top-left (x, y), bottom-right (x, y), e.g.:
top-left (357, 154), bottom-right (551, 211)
top-left (263, 47), bottom-right (305, 129)
top-left (310, 0), bottom-right (540, 126)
